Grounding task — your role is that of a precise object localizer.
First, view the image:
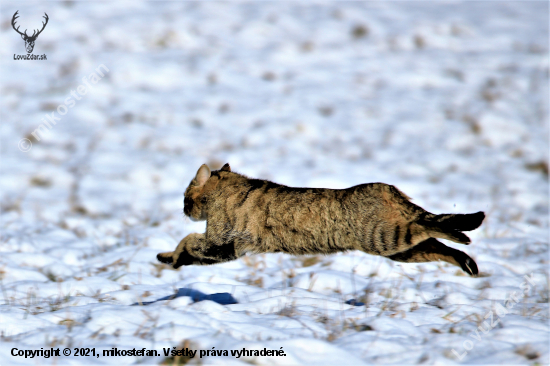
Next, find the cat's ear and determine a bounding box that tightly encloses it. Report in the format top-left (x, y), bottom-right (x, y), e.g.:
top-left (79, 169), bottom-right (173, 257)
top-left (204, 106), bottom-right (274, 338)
top-left (220, 163), bottom-right (231, 172)
top-left (194, 164), bottom-right (211, 186)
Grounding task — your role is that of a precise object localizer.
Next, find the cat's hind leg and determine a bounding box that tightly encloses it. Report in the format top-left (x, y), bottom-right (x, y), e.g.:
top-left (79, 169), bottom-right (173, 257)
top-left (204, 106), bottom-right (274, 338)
top-left (386, 238), bottom-right (478, 276)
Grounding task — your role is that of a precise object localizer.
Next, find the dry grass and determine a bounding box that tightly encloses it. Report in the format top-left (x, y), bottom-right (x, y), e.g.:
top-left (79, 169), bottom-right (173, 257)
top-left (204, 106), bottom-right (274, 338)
top-left (161, 340), bottom-right (195, 365)
top-left (297, 255), bottom-right (322, 268)
top-left (515, 344), bottom-right (540, 360)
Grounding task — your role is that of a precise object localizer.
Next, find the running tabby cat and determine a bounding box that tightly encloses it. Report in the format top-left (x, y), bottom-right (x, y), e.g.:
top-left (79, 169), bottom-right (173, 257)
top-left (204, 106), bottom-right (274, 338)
top-left (157, 163), bottom-right (484, 276)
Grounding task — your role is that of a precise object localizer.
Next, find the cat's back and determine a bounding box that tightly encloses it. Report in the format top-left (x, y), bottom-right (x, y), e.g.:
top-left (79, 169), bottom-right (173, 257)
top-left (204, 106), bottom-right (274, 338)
top-left (214, 173), bottom-right (407, 221)
top-left (215, 172), bottom-right (404, 208)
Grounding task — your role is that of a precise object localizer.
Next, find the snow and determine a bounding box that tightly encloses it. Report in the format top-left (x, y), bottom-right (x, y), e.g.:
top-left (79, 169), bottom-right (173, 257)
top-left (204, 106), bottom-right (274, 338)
top-left (0, 2), bottom-right (548, 365)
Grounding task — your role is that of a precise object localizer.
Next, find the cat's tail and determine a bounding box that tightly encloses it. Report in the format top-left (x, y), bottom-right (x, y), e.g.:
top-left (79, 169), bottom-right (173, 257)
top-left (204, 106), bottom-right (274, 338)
top-left (419, 211), bottom-right (485, 245)
top-left (431, 211), bottom-right (486, 231)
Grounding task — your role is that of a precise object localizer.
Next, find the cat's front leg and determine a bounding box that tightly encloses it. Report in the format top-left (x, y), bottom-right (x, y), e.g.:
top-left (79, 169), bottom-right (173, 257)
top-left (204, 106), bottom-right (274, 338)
top-left (157, 233), bottom-right (205, 268)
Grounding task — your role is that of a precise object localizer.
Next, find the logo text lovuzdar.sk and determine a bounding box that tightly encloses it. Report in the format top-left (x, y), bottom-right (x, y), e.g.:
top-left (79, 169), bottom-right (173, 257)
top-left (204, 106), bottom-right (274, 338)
top-left (12, 10), bottom-right (48, 60)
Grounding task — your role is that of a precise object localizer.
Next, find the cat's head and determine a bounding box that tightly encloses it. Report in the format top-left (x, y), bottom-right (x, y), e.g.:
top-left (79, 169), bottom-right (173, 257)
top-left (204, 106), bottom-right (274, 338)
top-left (183, 163), bottom-right (231, 221)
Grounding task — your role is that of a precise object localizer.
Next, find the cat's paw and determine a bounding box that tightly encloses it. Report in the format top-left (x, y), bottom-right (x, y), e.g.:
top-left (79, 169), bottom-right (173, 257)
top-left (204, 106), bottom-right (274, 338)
top-left (157, 252), bottom-right (174, 265)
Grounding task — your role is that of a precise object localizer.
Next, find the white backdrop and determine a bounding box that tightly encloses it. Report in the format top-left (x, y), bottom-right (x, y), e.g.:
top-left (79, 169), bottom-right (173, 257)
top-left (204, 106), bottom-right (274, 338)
top-left (0, 2), bottom-right (548, 365)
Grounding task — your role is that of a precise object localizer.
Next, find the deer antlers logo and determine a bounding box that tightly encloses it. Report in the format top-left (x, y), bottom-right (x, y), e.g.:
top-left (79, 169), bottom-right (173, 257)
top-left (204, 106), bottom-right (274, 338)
top-left (12, 10), bottom-right (49, 54)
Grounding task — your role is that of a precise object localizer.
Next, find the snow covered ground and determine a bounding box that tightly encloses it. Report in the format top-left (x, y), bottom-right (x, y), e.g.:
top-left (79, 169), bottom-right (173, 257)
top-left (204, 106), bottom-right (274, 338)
top-left (0, 2), bottom-right (548, 365)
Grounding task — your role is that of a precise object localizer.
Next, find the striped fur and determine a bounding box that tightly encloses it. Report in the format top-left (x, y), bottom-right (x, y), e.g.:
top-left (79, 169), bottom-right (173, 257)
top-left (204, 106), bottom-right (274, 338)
top-left (157, 163), bottom-right (484, 276)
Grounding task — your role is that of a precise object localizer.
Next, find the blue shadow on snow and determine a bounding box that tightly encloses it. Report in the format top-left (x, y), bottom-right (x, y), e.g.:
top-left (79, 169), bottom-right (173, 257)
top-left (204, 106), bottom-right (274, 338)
top-left (132, 287), bottom-right (238, 306)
